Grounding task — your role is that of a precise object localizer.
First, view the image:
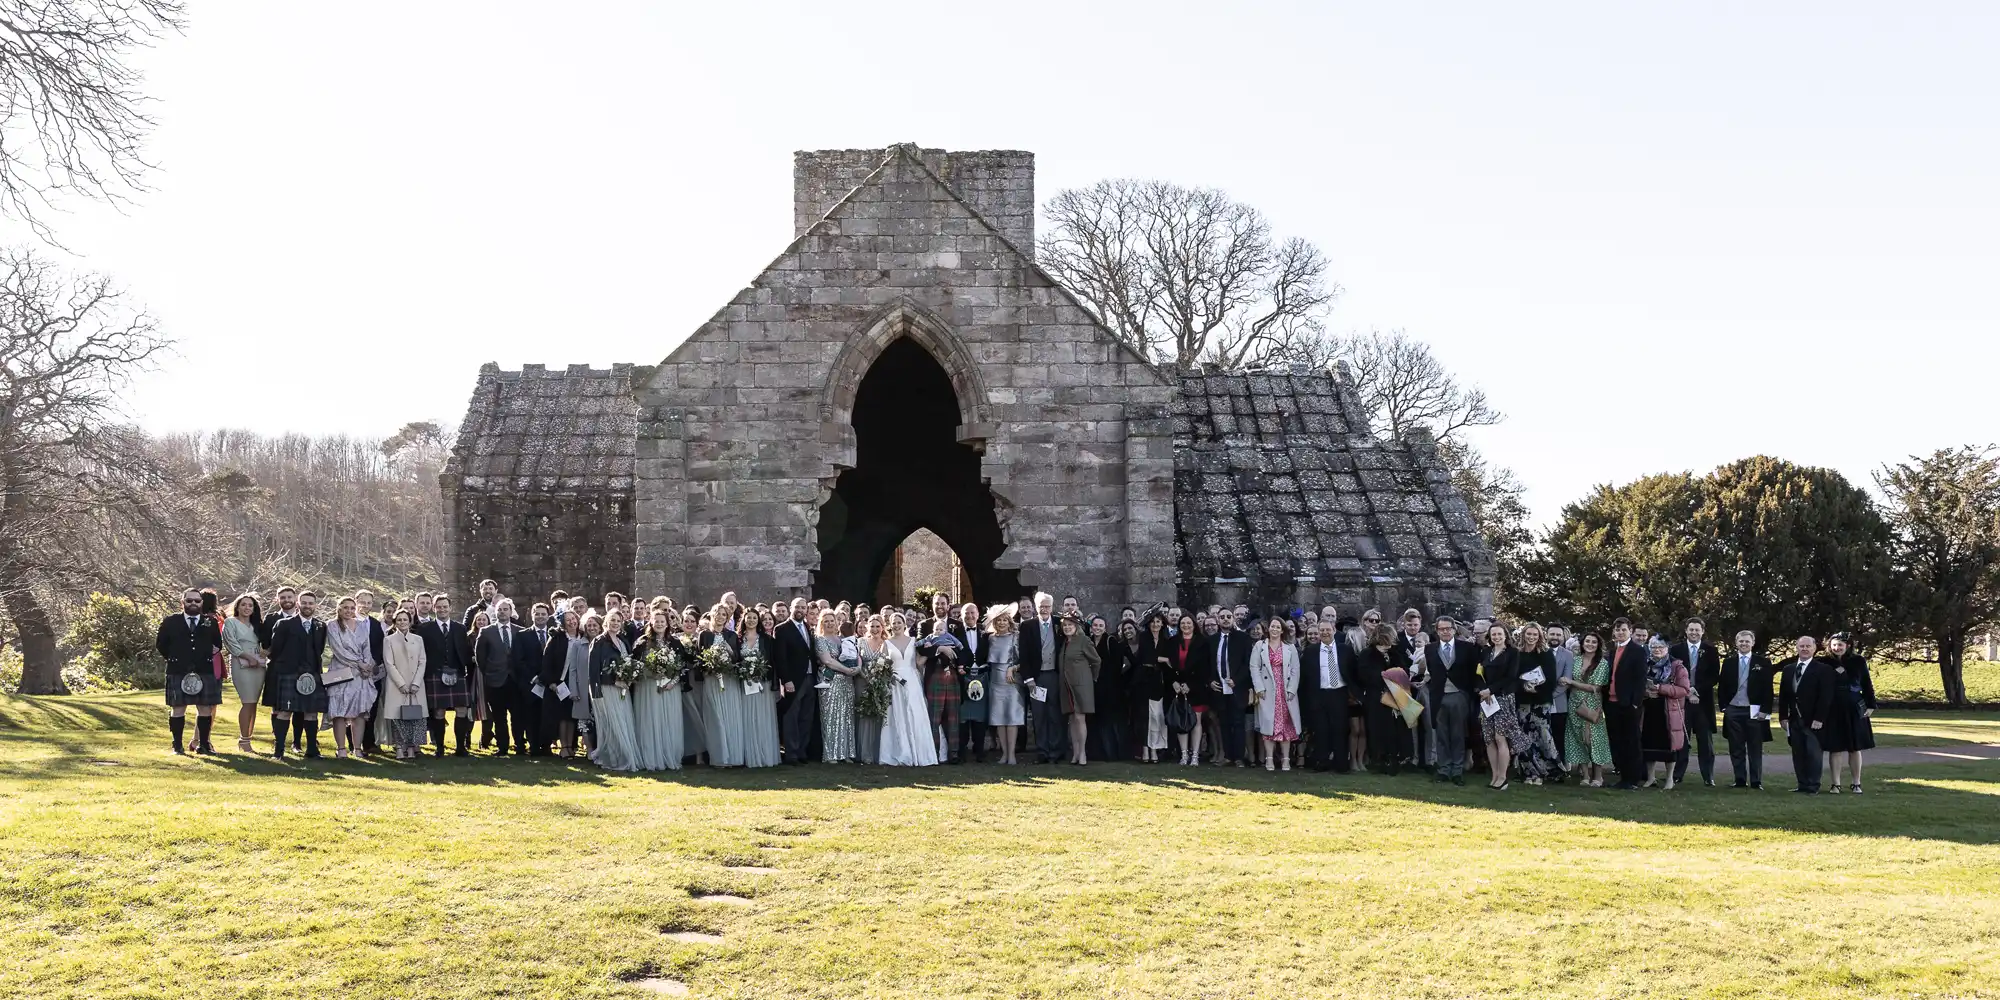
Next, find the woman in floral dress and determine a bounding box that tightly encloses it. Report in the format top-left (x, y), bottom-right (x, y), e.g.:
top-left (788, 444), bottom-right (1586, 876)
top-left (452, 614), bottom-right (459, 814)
top-left (1562, 632), bottom-right (1612, 786)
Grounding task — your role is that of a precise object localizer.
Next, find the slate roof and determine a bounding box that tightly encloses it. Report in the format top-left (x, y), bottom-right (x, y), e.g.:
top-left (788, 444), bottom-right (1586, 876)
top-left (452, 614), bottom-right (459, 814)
top-left (1172, 368), bottom-right (1492, 586)
top-left (442, 363), bottom-right (638, 494)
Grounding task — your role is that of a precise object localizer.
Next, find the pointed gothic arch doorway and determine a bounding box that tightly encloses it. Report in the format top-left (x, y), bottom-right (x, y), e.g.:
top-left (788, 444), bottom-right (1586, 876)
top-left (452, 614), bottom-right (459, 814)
top-left (813, 335), bottom-right (1018, 606)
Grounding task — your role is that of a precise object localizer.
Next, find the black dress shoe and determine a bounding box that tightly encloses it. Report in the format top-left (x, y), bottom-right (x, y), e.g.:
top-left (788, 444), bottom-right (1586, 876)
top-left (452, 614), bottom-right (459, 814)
top-left (1731, 781), bottom-right (1748, 788)
top-left (1452, 775), bottom-right (1465, 786)
top-left (1751, 782), bottom-right (1763, 790)
top-left (1613, 781), bottom-right (1639, 790)
top-left (304, 750), bottom-right (324, 759)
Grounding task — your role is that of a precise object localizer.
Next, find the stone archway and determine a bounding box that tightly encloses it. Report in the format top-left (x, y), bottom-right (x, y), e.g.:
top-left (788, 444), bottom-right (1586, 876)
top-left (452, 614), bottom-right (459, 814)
top-left (812, 334), bottom-right (1019, 605)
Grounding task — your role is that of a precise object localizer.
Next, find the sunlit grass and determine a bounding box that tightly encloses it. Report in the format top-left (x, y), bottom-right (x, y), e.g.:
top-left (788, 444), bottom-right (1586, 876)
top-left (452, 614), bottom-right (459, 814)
top-left (2, 692), bottom-right (1998, 999)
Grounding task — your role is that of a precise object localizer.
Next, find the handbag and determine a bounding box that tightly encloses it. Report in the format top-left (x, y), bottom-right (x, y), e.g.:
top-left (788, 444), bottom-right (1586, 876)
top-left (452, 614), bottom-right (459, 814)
top-left (1165, 695), bottom-right (1196, 735)
top-left (323, 664), bottom-right (357, 686)
top-left (1574, 704), bottom-right (1603, 724)
top-left (397, 704), bottom-right (425, 721)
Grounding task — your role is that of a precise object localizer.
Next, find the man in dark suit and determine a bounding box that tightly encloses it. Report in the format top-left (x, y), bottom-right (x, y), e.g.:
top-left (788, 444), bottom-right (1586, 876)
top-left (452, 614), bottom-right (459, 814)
top-left (774, 597), bottom-right (819, 764)
top-left (475, 598), bottom-right (519, 755)
top-left (1299, 620), bottom-right (1355, 773)
top-left (1717, 628), bottom-right (1775, 789)
top-left (1201, 610), bottom-right (1254, 766)
top-left (1778, 634), bottom-right (1836, 793)
top-left (413, 594), bottom-right (455, 756)
top-left (1424, 616), bottom-right (1483, 784)
top-left (1017, 592), bottom-right (1068, 764)
top-left (952, 602), bottom-right (988, 762)
top-left (1605, 618), bottom-right (1649, 790)
top-left (511, 603), bottom-right (556, 755)
top-left (1670, 617), bottom-right (1722, 786)
top-left (265, 590), bottom-right (328, 759)
top-left (156, 587), bottom-right (224, 755)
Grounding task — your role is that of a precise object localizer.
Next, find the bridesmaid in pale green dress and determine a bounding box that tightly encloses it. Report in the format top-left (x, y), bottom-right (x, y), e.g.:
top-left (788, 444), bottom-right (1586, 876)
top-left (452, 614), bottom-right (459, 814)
top-left (816, 608), bottom-right (859, 762)
top-left (630, 608), bottom-right (684, 770)
top-left (699, 606), bottom-right (746, 767)
top-left (740, 610), bottom-right (783, 768)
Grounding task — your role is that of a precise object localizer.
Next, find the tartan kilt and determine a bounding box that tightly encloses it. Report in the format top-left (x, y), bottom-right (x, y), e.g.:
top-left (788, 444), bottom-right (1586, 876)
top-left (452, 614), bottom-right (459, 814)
top-left (925, 668), bottom-right (960, 730)
top-left (164, 670), bottom-right (223, 708)
top-left (262, 668), bottom-right (331, 714)
top-left (425, 666), bottom-right (476, 710)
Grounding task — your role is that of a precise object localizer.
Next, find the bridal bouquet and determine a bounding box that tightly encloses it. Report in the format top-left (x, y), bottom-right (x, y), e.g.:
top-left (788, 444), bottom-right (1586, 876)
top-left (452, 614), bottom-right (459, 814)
top-left (856, 652), bottom-right (896, 719)
top-left (736, 642), bottom-right (769, 693)
top-left (609, 655), bottom-right (644, 694)
top-left (644, 644), bottom-right (683, 690)
top-left (698, 643), bottom-right (735, 691)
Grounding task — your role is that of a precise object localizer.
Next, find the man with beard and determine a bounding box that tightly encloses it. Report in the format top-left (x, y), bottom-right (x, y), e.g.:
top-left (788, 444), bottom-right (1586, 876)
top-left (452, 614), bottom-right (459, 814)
top-left (157, 587), bottom-right (225, 755)
top-left (264, 590), bottom-right (328, 759)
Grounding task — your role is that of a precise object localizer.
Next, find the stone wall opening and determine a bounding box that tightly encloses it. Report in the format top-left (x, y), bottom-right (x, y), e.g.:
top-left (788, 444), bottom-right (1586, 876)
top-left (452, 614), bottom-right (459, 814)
top-left (813, 336), bottom-right (1019, 605)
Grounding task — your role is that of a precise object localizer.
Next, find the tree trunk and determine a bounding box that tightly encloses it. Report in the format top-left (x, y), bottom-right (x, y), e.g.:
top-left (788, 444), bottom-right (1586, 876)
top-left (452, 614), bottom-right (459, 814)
top-left (1937, 632), bottom-right (1967, 707)
top-left (6, 588), bottom-right (66, 695)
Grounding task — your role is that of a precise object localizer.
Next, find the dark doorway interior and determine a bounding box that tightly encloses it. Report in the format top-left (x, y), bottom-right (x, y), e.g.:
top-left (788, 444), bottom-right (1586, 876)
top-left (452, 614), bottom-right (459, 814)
top-left (814, 336), bottom-right (1018, 606)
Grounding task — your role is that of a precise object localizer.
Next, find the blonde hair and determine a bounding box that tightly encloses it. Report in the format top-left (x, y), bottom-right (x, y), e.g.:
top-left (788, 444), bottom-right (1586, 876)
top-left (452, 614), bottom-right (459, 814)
top-left (1518, 621), bottom-right (1549, 653)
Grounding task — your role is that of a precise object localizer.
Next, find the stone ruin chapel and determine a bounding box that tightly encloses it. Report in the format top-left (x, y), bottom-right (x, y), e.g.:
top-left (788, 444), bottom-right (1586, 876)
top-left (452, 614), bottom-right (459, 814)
top-left (443, 144), bottom-right (1495, 619)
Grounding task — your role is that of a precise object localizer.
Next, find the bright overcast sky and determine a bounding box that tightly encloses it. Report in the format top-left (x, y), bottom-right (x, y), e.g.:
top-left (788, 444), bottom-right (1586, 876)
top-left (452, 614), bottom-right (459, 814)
top-left (33, 1), bottom-right (2000, 525)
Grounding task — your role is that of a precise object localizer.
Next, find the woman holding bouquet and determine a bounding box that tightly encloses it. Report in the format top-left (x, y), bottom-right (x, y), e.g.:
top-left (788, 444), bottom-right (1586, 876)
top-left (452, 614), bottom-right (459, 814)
top-left (587, 611), bottom-right (640, 771)
top-left (741, 610), bottom-right (783, 768)
top-left (877, 611), bottom-right (939, 766)
top-left (631, 607), bottom-right (686, 770)
top-left (855, 613), bottom-right (888, 764)
top-left (698, 603), bottom-right (746, 767)
top-left (815, 608), bottom-right (859, 763)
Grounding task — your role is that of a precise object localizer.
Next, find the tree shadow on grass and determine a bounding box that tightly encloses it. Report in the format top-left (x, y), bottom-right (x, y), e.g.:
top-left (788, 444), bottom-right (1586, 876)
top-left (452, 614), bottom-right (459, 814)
top-left (7, 724), bottom-right (1996, 843)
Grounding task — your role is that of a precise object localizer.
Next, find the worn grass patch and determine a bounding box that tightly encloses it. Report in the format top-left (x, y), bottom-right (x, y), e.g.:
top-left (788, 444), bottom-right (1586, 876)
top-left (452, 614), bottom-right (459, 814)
top-left (2, 692), bottom-right (1998, 998)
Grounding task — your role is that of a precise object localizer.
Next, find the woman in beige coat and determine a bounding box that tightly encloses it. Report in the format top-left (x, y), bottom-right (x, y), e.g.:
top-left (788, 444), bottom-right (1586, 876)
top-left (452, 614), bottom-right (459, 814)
top-left (1249, 616), bottom-right (1303, 771)
top-left (1057, 615), bottom-right (1101, 766)
top-left (381, 610), bottom-right (429, 760)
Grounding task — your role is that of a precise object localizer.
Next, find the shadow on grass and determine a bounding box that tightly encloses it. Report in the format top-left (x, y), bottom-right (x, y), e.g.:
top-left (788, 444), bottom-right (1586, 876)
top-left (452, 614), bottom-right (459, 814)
top-left (7, 719), bottom-right (1998, 844)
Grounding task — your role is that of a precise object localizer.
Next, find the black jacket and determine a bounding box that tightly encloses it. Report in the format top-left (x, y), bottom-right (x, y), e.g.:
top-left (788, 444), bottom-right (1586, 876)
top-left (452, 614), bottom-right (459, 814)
top-left (1017, 616), bottom-right (1065, 675)
top-left (1515, 648), bottom-right (1558, 706)
top-left (267, 615), bottom-right (325, 674)
top-left (1607, 639), bottom-right (1649, 708)
top-left (156, 613), bottom-right (222, 678)
top-left (1479, 646), bottom-right (1521, 697)
top-left (1777, 656), bottom-right (1837, 727)
top-left (1297, 641), bottom-right (1356, 698)
top-left (1671, 640), bottom-right (1720, 720)
top-left (512, 623), bottom-right (556, 692)
top-left (1197, 627), bottom-right (1254, 700)
top-left (413, 618), bottom-right (453, 678)
top-left (1424, 639), bottom-right (1483, 701)
top-left (773, 616), bottom-right (816, 686)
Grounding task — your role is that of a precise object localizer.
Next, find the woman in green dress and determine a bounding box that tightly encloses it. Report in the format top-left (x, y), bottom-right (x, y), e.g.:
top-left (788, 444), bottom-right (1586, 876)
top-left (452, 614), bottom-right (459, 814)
top-left (1561, 631), bottom-right (1613, 786)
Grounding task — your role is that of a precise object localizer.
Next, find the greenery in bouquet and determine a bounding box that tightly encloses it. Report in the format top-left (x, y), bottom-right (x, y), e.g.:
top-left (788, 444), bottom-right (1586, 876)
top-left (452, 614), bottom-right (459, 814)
top-left (856, 651), bottom-right (896, 719)
top-left (736, 641), bottom-right (768, 685)
top-left (698, 642), bottom-right (736, 689)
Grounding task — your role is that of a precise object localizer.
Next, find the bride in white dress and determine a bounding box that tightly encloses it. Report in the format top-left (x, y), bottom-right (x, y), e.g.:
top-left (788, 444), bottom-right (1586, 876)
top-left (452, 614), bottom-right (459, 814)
top-left (876, 612), bottom-right (939, 767)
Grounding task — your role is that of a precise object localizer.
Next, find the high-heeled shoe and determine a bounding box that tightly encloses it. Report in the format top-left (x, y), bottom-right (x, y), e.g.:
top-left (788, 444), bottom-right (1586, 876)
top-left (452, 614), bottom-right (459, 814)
top-left (1280, 759), bottom-right (1291, 771)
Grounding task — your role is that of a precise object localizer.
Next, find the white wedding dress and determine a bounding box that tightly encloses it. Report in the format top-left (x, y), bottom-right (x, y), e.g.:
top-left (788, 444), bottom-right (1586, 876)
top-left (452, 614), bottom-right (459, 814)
top-left (875, 637), bottom-right (938, 767)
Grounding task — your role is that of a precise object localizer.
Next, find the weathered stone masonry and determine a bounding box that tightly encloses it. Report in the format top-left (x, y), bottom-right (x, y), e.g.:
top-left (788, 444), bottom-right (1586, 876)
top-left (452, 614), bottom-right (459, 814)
top-left (443, 145), bottom-right (1493, 621)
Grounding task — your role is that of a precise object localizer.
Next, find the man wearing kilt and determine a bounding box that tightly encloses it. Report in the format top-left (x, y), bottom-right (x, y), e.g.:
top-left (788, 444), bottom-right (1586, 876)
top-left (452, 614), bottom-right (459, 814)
top-left (262, 590), bottom-right (329, 759)
top-left (419, 594), bottom-right (476, 756)
top-left (157, 588), bottom-right (225, 755)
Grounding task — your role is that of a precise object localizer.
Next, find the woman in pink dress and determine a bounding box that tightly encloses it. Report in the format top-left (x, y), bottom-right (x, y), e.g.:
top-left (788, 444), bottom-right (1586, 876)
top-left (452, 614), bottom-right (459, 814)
top-left (1250, 616), bottom-right (1302, 771)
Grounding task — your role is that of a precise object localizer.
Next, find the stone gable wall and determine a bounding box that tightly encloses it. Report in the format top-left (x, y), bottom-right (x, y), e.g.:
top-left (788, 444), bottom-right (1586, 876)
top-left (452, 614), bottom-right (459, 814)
top-left (636, 146), bottom-right (1174, 610)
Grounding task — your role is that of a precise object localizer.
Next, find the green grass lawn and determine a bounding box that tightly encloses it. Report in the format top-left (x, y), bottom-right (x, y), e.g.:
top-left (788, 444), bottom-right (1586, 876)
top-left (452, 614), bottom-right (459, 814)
top-left (4, 693), bottom-right (2000, 999)
top-left (1872, 659), bottom-right (2000, 704)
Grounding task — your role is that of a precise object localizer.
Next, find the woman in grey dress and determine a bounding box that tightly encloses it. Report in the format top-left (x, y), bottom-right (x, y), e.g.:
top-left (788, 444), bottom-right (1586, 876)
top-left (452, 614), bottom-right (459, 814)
top-left (556, 611), bottom-right (593, 760)
top-left (586, 613), bottom-right (640, 772)
top-left (816, 608), bottom-right (858, 762)
top-left (983, 604), bottom-right (1023, 766)
top-left (632, 607), bottom-right (685, 770)
top-left (855, 613), bottom-right (887, 764)
top-left (699, 605), bottom-right (747, 767)
top-left (676, 607), bottom-right (706, 765)
top-left (740, 610), bottom-right (783, 768)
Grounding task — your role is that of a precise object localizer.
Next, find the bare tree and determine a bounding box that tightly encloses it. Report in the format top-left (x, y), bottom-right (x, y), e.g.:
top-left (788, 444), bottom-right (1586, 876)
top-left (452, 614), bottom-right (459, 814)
top-left (1338, 330), bottom-right (1501, 444)
top-left (0, 247), bottom-right (180, 692)
top-left (1040, 179), bottom-right (1337, 367)
top-left (0, 0), bottom-right (185, 242)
